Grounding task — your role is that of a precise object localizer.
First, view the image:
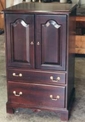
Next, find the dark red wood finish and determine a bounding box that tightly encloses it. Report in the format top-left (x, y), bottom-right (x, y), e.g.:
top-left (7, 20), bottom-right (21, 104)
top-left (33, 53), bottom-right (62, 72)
top-left (7, 68), bottom-right (66, 85)
top-left (35, 15), bottom-right (67, 70)
top-left (5, 14), bottom-right (35, 68)
top-left (4, 2), bottom-right (77, 121)
top-left (8, 81), bottom-right (66, 108)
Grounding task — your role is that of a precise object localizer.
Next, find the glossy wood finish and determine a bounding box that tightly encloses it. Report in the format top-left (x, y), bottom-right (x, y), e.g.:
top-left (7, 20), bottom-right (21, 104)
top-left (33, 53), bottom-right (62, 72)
top-left (4, 2), bottom-right (76, 121)
top-left (35, 15), bottom-right (66, 70)
top-left (8, 81), bottom-right (66, 109)
top-left (7, 68), bottom-right (66, 85)
top-left (4, 2), bottom-right (76, 13)
top-left (5, 14), bottom-right (35, 68)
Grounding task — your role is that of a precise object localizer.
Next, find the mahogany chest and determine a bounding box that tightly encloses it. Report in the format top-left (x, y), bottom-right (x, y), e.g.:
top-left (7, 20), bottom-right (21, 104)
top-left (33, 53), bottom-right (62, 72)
top-left (3, 2), bottom-right (76, 121)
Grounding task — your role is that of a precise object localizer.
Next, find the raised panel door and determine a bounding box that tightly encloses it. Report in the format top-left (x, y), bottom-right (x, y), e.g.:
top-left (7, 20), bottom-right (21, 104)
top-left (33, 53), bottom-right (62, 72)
top-left (35, 15), bottom-right (67, 70)
top-left (5, 14), bottom-right (34, 69)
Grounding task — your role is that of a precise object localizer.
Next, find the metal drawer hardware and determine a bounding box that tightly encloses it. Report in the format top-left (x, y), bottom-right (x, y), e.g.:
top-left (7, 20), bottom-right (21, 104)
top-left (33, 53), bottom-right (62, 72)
top-left (50, 76), bottom-right (60, 82)
top-left (12, 73), bottom-right (22, 77)
top-left (50, 95), bottom-right (60, 101)
top-left (30, 41), bottom-right (34, 45)
top-left (37, 42), bottom-right (40, 45)
top-left (13, 91), bottom-right (22, 97)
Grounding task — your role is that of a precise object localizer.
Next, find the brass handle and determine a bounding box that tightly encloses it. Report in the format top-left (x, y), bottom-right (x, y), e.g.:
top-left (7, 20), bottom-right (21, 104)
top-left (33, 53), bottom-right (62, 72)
top-left (30, 41), bottom-right (34, 45)
top-left (50, 76), bottom-right (60, 82)
top-left (37, 42), bottom-right (40, 45)
top-left (50, 95), bottom-right (60, 101)
top-left (12, 73), bottom-right (22, 77)
top-left (13, 91), bottom-right (22, 97)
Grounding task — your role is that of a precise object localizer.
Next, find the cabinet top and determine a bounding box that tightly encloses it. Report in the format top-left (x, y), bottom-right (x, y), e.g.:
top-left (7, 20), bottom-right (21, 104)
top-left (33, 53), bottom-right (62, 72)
top-left (3, 2), bottom-right (77, 14)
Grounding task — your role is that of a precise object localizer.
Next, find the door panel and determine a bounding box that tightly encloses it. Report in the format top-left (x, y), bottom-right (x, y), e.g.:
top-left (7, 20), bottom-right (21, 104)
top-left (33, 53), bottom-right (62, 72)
top-left (6, 14), bottom-right (34, 68)
top-left (42, 20), bottom-right (60, 65)
top-left (36, 15), bottom-right (67, 70)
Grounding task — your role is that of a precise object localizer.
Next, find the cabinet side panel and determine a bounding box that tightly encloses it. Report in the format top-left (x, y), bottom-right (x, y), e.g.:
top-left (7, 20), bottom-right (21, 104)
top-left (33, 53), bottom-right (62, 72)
top-left (67, 8), bottom-right (76, 108)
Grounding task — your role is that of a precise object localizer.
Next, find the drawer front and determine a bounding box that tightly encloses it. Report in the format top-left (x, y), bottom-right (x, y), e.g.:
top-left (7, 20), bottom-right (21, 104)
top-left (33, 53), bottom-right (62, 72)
top-left (8, 82), bottom-right (66, 109)
top-left (7, 69), bottom-right (66, 85)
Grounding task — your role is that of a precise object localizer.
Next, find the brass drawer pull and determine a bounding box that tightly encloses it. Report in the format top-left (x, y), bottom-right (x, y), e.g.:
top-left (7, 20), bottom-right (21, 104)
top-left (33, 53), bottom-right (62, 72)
top-left (13, 91), bottom-right (22, 97)
top-left (50, 95), bottom-right (60, 101)
top-left (50, 76), bottom-right (60, 82)
top-left (12, 73), bottom-right (22, 77)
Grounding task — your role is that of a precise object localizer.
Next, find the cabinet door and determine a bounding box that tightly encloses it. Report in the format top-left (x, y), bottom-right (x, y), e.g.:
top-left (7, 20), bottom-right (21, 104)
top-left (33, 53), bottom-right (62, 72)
top-left (35, 15), bottom-right (67, 70)
top-left (5, 14), bottom-right (34, 69)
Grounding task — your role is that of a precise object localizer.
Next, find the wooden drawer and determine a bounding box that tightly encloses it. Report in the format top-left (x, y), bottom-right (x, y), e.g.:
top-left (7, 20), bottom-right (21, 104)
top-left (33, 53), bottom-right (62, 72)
top-left (7, 69), bottom-right (66, 85)
top-left (8, 81), bottom-right (66, 109)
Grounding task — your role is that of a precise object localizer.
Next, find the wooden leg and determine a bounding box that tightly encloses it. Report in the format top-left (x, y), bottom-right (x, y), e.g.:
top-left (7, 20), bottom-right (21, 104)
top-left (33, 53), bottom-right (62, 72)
top-left (6, 103), bottom-right (15, 114)
top-left (60, 111), bottom-right (69, 121)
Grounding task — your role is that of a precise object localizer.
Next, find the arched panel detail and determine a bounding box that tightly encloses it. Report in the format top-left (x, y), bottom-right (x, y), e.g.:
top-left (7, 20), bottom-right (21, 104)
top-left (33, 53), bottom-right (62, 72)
top-left (41, 20), bottom-right (61, 66)
top-left (45, 20), bottom-right (61, 29)
top-left (21, 20), bottom-right (28, 27)
top-left (10, 19), bottom-right (30, 64)
top-left (12, 19), bottom-right (28, 27)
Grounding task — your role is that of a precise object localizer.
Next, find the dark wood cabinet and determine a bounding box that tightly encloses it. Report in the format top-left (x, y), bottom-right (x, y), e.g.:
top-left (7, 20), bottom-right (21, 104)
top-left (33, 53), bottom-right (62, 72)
top-left (4, 2), bottom-right (76, 121)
